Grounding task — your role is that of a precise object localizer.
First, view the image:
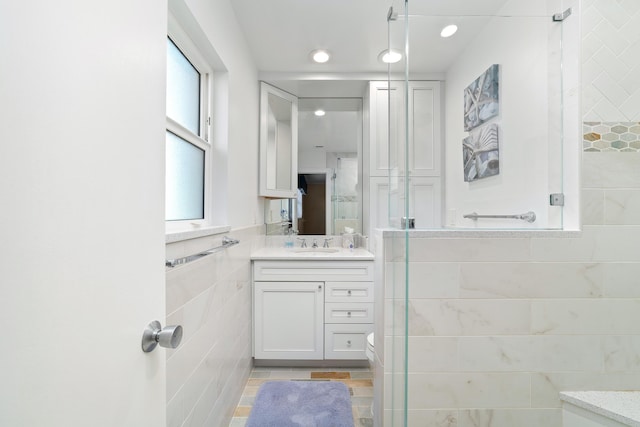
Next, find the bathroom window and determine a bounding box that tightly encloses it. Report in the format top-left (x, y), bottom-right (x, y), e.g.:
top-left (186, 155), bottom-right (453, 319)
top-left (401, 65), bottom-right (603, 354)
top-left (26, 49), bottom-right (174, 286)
top-left (165, 29), bottom-right (212, 225)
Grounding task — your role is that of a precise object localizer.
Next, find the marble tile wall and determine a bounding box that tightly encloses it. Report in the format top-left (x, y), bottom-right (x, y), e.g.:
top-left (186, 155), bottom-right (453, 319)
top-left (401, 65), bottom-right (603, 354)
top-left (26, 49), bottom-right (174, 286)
top-left (165, 225), bottom-right (263, 427)
top-left (380, 151), bottom-right (640, 427)
top-left (582, 0), bottom-right (640, 123)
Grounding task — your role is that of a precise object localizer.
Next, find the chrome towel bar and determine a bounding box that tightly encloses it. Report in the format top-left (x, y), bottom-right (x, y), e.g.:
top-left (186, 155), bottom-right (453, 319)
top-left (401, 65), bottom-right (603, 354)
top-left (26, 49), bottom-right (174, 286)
top-left (165, 236), bottom-right (240, 268)
top-left (463, 211), bottom-right (536, 223)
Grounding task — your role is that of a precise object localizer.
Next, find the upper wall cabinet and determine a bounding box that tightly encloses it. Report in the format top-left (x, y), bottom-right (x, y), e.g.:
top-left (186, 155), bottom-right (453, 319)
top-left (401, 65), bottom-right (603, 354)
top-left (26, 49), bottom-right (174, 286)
top-left (364, 81), bottom-right (443, 233)
top-left (367, 81), bottom-right (403, 176)
top-left (259, 82), bottom-right (298, 198)
top-left (367, 81), bottom-right (441, 178)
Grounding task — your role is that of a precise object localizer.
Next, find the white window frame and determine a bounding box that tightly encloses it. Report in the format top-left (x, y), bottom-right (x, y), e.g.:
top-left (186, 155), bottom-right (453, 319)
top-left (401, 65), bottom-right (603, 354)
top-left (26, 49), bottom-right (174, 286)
top-left (165, 14), bottom-right (213, 234)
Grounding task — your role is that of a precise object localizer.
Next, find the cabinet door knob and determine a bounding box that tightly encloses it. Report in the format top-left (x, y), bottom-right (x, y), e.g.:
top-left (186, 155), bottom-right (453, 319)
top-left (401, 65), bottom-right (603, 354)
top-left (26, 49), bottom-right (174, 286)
top-left (347, 340), bottom-right (351, 346)
top-left (347, 311), bottom-right (351, 317)
top-left (347, 290), bottom-right (352, 295)
top-left (318, 285), bottom-right (322, 291)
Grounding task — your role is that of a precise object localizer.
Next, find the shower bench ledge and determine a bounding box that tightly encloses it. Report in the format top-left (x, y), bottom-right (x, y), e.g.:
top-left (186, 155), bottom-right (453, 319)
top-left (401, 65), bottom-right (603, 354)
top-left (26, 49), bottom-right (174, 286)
top-left (561, 391), bottom-right (640, 427)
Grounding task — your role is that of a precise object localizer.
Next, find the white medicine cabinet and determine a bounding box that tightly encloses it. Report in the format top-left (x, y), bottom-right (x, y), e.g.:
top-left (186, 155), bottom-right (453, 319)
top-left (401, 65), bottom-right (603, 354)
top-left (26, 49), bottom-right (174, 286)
top-left (259, 82), bottom-right (298, 198)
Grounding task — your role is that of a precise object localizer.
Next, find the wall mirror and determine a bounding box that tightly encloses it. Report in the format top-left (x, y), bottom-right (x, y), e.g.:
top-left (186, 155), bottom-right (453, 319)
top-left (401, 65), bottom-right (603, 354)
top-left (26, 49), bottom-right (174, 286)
top-left (259, 82), bottom-right (298, 198)
top-left (263, 82), bottom-right (364, 236)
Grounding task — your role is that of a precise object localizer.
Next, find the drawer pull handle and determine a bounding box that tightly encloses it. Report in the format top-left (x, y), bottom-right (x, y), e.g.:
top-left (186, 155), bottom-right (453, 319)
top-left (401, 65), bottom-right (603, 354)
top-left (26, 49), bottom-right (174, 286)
top-left (347, 312), bottom-right (351, 317)
top-left (347, 290), bottom-right (352, 295)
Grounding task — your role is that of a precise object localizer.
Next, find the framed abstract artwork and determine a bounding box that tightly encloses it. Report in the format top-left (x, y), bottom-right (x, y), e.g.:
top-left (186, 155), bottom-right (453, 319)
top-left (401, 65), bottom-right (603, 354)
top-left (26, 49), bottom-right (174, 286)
top-left (464, 64), bottom-right (500, 131)
top-left (463, 123), bottom-right (500, 182)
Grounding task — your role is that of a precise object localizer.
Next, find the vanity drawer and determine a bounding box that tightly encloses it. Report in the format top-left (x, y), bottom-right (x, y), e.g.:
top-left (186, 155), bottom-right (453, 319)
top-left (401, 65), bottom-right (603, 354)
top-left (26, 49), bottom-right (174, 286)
top-left (325, 302), bottom-right (374, 324)
top-left (325, 282), bottom-right (374, 303)
top-left (324, 323), bottom-right (372, 360)
top-left (253, 260), bottom-right (374, 282)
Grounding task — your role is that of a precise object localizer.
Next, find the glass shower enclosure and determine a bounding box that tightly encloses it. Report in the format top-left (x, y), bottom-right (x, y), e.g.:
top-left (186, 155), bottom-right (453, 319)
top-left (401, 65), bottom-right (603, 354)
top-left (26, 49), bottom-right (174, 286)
top-left (383, 0), bottom-right (578, 424)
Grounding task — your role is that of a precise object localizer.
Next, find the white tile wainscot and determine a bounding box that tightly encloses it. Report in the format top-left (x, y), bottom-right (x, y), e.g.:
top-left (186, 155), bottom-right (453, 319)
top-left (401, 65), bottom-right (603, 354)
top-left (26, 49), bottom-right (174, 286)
top-left (561, 392), bottom-right (640, 427)
top-left (378, 227), bottom-right (640, 427)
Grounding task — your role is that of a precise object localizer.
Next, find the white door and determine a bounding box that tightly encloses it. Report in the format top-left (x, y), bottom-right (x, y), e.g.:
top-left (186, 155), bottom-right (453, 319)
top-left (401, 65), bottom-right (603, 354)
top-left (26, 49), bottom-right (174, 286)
top-left (0, 1), bottom-right (168, 426)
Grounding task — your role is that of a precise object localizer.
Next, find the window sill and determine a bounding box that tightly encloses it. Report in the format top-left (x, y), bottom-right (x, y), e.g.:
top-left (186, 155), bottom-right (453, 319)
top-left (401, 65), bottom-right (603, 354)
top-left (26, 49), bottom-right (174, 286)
top-left (166, 225), bottom-right (231, 244)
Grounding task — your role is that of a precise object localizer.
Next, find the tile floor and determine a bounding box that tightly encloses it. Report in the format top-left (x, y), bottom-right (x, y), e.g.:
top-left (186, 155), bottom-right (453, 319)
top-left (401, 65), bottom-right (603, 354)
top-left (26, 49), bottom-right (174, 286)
top-left (229, 367), bottom-right (374, 426)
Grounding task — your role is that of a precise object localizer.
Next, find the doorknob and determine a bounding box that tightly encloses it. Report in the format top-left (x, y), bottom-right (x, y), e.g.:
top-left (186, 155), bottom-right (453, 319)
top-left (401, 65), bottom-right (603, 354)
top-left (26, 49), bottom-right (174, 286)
top-left (141, 320), bottom-right (183, 353)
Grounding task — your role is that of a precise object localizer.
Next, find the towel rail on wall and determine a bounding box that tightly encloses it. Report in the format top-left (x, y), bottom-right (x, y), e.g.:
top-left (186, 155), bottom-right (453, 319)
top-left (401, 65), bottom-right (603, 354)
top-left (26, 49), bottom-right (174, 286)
top-left (463, 211), bottom-right (536, 223)
top-left (165, 236), bottom-right (240, 268)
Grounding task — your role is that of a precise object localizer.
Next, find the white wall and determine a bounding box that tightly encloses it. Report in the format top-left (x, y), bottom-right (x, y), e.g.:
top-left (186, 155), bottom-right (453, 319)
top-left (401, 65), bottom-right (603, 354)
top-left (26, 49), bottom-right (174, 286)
top-left (444, 4), bottom-right (565, 228)
top-left (164, 0), bottom-right (263, 425)
top-left (183, 0), bottom-right (262, 227)
top-left (299, 149), bottom-right (328, 169)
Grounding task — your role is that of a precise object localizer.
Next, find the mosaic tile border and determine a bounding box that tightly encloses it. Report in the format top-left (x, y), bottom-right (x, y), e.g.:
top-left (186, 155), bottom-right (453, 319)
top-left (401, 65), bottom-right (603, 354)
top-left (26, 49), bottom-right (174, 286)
top-left (583, 122), bottom-right (640, 152)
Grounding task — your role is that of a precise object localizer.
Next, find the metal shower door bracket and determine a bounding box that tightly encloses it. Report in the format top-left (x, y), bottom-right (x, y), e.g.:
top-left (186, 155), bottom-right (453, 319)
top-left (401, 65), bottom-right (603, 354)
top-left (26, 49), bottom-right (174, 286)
top-left (387, 7), bottom-right (397, 21)
top-left (553, 8), bottom-right (572, 22)
top-left (550, 193), bottom-right (565, 206)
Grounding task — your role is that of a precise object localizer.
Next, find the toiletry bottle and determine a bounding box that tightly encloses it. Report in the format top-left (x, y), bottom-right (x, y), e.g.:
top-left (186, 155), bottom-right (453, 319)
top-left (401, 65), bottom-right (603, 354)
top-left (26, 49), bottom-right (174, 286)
top-left (342, 226), bottom-right (355, 250)
top-left (284, 229), bottom-right (295, 248)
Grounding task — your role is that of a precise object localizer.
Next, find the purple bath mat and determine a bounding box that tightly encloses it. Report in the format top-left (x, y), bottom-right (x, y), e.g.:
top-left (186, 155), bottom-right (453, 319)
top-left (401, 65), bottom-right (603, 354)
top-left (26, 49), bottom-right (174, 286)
top-left (246, 380), bottom-right (354, 427)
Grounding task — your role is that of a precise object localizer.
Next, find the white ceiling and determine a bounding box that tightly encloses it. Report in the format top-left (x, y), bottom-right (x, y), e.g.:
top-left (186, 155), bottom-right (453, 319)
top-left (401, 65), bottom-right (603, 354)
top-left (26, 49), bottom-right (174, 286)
top-left (231, 0), bottom-right (393, 75)
top-left (228, 0), bottom-right (542, 81)
top-left (231, 0), bottom-right (556, 153)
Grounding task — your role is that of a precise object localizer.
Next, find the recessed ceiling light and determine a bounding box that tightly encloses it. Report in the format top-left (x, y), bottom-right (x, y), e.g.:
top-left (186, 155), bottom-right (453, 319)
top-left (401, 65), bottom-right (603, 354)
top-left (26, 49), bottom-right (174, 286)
top-left (378, 49), bottom-right (402, 64)
top-left (314, 109), bottom-right (326, 117)
top-left (311, 49), bottom-right (330, 63)
top-left (440, 24), bottom-right (458, 38)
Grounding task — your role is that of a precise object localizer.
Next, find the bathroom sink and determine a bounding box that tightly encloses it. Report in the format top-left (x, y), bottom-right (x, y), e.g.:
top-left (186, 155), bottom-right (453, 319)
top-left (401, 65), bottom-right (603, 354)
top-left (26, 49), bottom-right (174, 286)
top-left (291, 247), bottom-right (340, 253)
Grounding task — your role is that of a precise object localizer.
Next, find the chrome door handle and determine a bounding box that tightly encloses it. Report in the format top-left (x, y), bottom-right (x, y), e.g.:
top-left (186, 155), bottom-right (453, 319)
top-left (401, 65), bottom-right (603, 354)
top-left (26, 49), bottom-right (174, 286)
top-left (141, 320), bottom-right (183, 353)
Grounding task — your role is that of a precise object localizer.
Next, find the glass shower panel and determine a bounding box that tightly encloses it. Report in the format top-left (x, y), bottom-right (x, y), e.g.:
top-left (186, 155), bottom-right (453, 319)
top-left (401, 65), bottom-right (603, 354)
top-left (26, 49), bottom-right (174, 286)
top-left (332, 156), bottom-right (360, 235)
top-left (386, 3), bottom-right (409, 427)
top-left (432, 12), bottom-right (564, 230)
top-left (386, 1), bottom-right (575, 426)
top-left (390, 0), bottom-right (568, 231)
top-left (387, 0), bottom-right (408, 231)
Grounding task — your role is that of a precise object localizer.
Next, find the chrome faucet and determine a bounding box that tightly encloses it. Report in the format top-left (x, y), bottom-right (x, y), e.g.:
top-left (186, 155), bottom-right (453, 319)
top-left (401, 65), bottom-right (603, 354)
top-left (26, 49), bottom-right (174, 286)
top-left (297, 237), bottom-right (307, 248)
top-left (323, 238), bottom-right (333, 248)
top-left (312, 239), bottom-right (318, 248)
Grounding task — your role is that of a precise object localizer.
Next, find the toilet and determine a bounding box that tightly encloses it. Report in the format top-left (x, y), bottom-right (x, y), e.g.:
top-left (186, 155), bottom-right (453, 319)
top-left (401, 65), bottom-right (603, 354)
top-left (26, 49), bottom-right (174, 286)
top-left (366, 332), bottom-right (375, 364)
top-left (366, 333), bottom-right (375, 416)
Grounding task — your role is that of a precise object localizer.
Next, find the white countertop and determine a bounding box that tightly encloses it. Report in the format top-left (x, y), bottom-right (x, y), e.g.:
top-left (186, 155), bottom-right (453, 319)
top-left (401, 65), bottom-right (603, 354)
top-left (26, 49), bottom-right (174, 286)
top-left (561, 391), bottom-right (640, 426)
top-left (251, 246), bottom-right (374, 261)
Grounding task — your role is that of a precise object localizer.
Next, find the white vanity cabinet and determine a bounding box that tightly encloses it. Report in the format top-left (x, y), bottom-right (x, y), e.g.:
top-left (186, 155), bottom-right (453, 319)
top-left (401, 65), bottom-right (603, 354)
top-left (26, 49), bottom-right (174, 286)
top-left (252, 259), bottom-right (374, 361)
